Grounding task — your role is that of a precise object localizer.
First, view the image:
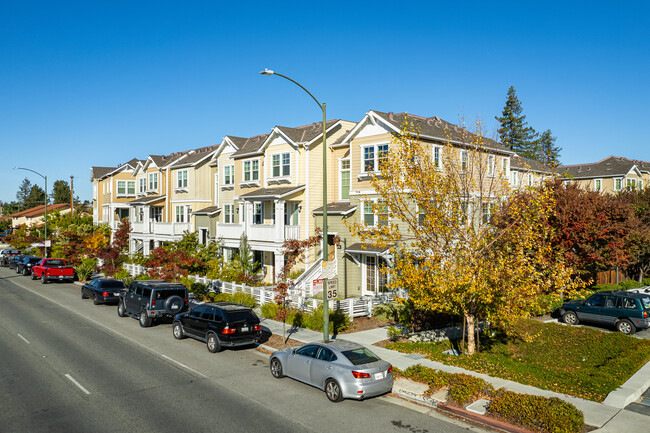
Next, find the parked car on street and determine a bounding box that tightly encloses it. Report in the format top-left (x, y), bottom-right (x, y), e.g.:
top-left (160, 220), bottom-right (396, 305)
top-left (117, 280), bottom-right (189, 327)
top-left (15, 256), bottom-right (42, 275)
top-left (559, 291), bottom-right (650, 334)
top-left (172, 302), bottom-right (262, 353)
top-left (269, 340), bottom-right (394, 402)
top-left (7, 254), bottom-right (24, 271)
top-left (31, 258), bottom-right (76, 284)
top-left (81, 278), bottom-right (127, 305)
top-left (1, 249), bottom-right (22, 266)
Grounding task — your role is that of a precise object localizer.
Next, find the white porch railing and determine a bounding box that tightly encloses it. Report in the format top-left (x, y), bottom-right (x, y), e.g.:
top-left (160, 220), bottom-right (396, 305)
top-left (152, 221), bottom-right (189, 236)
top-left (131, 221), bottom-right (146, 233)
top-left (217, 223), bottom-right (244, 239)
top-left (248, 224), bottom-right (276, 241)
top-left (284, 225), bottom-right (300, 239)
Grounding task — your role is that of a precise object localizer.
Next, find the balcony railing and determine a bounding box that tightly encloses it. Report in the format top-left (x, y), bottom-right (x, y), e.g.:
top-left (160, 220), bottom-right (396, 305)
top-left (248, 224), bottom-right (276, 242)
top-left (284, 225), bottom-right (301, 240)
top-left (131, 221), bottom-right (146, 233)
top-left (151, 221), bottom-right (189, 236)
top-left (217, 224), bottom-right (244, 239)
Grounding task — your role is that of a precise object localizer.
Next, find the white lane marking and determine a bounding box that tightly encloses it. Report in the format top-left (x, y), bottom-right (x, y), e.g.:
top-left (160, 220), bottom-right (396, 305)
top-left (17, 333), bottom-right (30, 344)
top-left (161, 355), bottom-right (207, 378)
top-left (65, 374), bottom-right (91, 395)
top-left (8, 278), bottom-right (207, 380)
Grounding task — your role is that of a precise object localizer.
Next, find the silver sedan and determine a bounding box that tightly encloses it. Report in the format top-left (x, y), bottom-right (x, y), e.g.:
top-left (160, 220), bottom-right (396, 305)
top-left (269, 339), bottom-right (394, 402)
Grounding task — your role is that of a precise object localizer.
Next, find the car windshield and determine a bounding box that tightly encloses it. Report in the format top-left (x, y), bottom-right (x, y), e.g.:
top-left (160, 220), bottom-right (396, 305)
top-left (100, 281), bottom-right (126, 289)
top-left (641, 297), bottom-right (650, 310)
top-left (342, 347), bottom-right (381, 365)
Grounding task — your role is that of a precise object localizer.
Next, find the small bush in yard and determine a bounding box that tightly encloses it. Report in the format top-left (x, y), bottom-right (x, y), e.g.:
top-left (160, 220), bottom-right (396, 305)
top-left (75, 257), bottom-right (97, 281)
top-left (591, 283), bottom-right (621, 292)
top-left (212, 291), bottom-right (257, 308)
top-left (619, 279), bottom-right (643, 290)
top-left (447, 373), bottom-right (494, 406)
top-left (643, 277), bottom-right (650, 286)
top-left (489, 389), bottom-right (583, 433)
top-left (261, 302), bottom-right (280, 319)
top-left (401, 365), bottom-right (450, 392)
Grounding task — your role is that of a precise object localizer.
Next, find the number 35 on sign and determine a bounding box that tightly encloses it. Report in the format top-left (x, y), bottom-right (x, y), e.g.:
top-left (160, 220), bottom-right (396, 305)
top-left (326, 279), bottom-right (338, 300)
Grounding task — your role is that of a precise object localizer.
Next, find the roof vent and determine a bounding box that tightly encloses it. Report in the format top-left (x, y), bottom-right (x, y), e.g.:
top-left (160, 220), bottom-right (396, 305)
top-left (388, 112), bottom-right (394, 121)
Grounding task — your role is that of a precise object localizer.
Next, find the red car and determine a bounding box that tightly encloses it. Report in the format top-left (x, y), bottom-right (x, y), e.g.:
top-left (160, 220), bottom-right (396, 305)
top-left (31, 258), bottom-right (75, 284)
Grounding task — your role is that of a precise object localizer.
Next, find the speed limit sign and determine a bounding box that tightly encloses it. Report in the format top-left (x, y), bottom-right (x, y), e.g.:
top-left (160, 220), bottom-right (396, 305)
top-left (326, 279), bottom-right (338, 300)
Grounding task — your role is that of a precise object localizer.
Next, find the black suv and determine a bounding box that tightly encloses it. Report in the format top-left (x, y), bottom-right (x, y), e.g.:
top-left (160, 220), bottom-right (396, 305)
top-left (172, 302), bottom-right (262, 353)
top-left (117, 281), bottom-right (189, 327)
top-left (15, 256), bottom-right (42, 276)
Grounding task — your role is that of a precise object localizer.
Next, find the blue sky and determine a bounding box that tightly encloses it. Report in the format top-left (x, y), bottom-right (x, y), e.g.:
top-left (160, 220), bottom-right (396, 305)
top-left (2, 1), bottom-right (648, 204)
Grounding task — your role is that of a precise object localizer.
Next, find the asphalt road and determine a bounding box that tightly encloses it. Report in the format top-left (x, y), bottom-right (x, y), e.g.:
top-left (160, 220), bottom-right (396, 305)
top-left (0, 267), bottom-right (481, 433)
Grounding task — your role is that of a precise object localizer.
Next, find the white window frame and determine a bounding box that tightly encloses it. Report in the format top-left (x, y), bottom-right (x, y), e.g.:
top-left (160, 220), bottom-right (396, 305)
top-left (626, 178), bottom-right (637, 190)
top-left (362, 199), bottom-right (388, 227)
top-left (175, 205), bottom-right (187, 223)
top-left (176, 170), bottom-right (188, 189)
top-left (594, 179), bottom-right (602, 192)
top-left (223, 165), bottom-right (234, 186)
top-left (253, 202), bottom-right (264, 225)
top-left (138, 177), bottom-right (146, 193)
top-left (639, 179), bottom-right (644, 190)
top-left (481, 202), bottom-right (496, 224)
top-left (339, 158), bottom-right (350, 200)
top-left (361, 142), bottom-right (389, 174)
top-left (460, 150), bottom-right (468, 171)
top-left (271, 152), bottom-right (291, 178)
top-left (527, 172), bottom-right (533, 187)
top-left (510, 171), bottom-right (518, 187)
top-left (614, 178), bottom-right (623, 191)
top-left (487, 154), bottom-right (495, 176)
top-left (223, 203), bottom-right (234, 224)
top-left (243, 159), bottom-right (260, 183)
top-left (148, 172), bottom-right (159, 192)
top-left (433, 146), bottom-right (441, 169)
top-left (362, 255), bottom-right (389, 296)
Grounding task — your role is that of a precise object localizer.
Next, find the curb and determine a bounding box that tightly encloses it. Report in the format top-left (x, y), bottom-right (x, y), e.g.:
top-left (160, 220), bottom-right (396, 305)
top-left (437, 403), bottom-right (534, 433)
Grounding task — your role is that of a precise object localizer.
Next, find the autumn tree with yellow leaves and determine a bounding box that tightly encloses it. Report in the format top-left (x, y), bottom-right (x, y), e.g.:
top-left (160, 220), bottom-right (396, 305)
top-left (347, 119), bottom-right (579, 355)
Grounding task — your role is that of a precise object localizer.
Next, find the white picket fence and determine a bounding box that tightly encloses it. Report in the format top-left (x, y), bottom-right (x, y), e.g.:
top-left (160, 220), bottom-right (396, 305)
top-left (122, 263), bottom-right (399, 318)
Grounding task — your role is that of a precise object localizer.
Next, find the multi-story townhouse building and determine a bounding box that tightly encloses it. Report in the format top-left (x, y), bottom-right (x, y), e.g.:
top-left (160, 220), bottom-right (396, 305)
top-left (559, 156), bottom-right (650, 193)
top-left (510, 155), bottom-right (553, 189)
top-left (312, 110), bottom-right (518, 298)
top-left (91, 159), bottom-right (141, 238)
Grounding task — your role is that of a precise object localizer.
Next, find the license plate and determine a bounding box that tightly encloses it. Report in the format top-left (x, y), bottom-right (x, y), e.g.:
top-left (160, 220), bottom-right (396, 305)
top-left (241, 326), bottom-right (249, 332)
top-left (58, 276), bottom-right (64, 279)
top-left (374, 372), bottom-right (384, 380)
top-left (113, 293), bottom-right (121, 296)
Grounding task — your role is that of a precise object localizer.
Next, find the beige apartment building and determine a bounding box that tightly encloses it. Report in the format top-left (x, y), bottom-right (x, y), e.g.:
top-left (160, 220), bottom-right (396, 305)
top-left (559, 156), bottom-right (650, 193)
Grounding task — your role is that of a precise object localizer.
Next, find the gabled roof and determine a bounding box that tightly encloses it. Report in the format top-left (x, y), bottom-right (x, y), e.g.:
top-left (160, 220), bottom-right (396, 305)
top-left (169, 144), bottom-right (220, 169)
top-left (11, 203), bottom-right (70, 218)
top-left (343, 110), bottom-right (511, 155)
top-left (90, 166), bottom-right (114, 181)
top-left (231, 133), bottom-right (271, 159)
top-left (238, 185), bottom-right (305, 200)
top-left (559, 156), bottom-right (650, 180)
top-left (128, 195), bottom-right (166, 206)
top-left (510, 155), bottom-right (554, 174)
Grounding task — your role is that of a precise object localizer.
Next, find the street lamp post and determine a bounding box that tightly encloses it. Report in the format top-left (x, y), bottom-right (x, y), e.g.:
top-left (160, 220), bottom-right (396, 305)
top-left (14, 167), bottom-right (48, 258)
top-left (260, 69), bottom-right (330, 342)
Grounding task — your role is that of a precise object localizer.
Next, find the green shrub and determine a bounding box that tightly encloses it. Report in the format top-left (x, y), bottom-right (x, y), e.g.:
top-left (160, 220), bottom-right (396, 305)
top-left (230, 291), bottom-right (257, 308)
top-left (75, 257), bottom-right (97, 282)
top-left (643, 277), bottom-right (650, 286)
top-left (111, 268), bottom-right (133, 286)
top-left (261, 302), bottom-right (280, 319)
top-left (387, 325), bottom-right (404, 341)
top-left (489, 389), bottom-right (583, 433)
top-left (620, 279), bottom-right (643, 290)
top-left (401, 365), bottom-right (450, 391)
top-left (372, 302), bottom-right (405, 322)
top-left (591, 283), bottom-right (621, 292)
top-left (447, 373), bottom-right (494, 406)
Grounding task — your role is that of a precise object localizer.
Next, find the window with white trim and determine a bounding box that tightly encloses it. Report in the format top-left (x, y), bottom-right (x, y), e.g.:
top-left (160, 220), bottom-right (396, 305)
top-left (223, 165), bottom-right (234, 185)
top-left (176, 170), bottom-right (188, 188)
top-left (639, 179), bottom-right (644, 190)
top-left (243, 160), bottom-right (259, 182)
top-left (487, 155), bottom-right (495, 176)
top-left (150, 206), bottom-right (162, 222)
top-left (502, 157), bottom-right (509, 174)
top-left (253, 202), bottom-right (263, 225)
top-left (363, 200), bottom-right (388, 227)
top-left (175, 205), bottom-right (186, 223)
top-left (461, 150), bottom-right (468, 171)
top-left (139, 178), bottom-right (146, 193)
top-left (364, 256), bottom-right (388, 295)
top-left (340, 159), bottom-right (350, 200)
top-left (481, 202), bottom-right (496, 224)
top-left (117, 180), bottom-right (135, 196)
top-left (148, 173), bottom-right (158, 191)
top-left (271, 153), bottom-right (290, 177)
top-left (362, 143), bottom-right (389, 173)
top-left (224, 204), bottom-right (234, 224)
top-left (594, 179), bottom-right (602, 192)
top-left (614, 178), bottom-right (623, 191)
top-left (527, 173), bottom-right (533, 187)
top-left (433, 146), bottom-right (441, 169)
top-left (626, 178), bottom-right (637, 190)
top-left (511, 171), bottom-right (518, 186)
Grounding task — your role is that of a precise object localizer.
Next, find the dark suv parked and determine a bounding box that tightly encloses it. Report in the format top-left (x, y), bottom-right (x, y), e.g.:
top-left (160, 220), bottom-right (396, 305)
top-left (559, 291), bottom-right (650, 334)
top-left (117, 281), bottom-right (189, 327)
top-left (172, 302), bottom-right (262, 353)
top-left (15, 256), bottom-right (42, 276)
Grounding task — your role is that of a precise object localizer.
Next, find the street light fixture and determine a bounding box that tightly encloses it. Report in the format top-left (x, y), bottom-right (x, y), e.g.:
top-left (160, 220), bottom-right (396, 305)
top-left (260, 68), bottom-right (330, 342)
top-left (14, 167), bottom-right (48, 258)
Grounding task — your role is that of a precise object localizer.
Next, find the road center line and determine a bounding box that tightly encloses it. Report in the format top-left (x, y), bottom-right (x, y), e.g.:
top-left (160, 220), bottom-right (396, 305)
top-left (17, 333), bottom-right (30, 344)
top-left (65, 373), bottom-right (91, 395)
top-left (161, 355), bottom-right (207, 378)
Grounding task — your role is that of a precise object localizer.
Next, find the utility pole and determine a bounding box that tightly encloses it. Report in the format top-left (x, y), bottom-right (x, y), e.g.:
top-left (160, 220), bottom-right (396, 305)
top-left (70, 175), bottom-right (74, 215)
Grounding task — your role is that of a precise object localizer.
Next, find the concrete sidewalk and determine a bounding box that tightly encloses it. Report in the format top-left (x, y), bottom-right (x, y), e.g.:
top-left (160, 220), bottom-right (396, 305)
top-left (259, 317), bottom-right (650, 431)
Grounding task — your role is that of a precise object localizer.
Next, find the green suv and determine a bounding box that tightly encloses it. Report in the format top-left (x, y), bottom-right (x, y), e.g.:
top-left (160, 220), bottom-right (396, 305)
top-left (559, 291), bottom-right (650, 335)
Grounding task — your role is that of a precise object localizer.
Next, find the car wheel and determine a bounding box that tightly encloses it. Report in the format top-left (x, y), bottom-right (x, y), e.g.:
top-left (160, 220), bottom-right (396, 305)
top-left (93, 294), bottom-right (101, 305)
top-left (81, 289), bottom-right (88, 299)
top-left (617, 319), bottom-right (636, 335)
top-left (16, 267), bottom-right (21, 274)
top-left (562, 311), bottom-right (579, 325)
top-left (23, 268), bottom-right (29, 276)
top-left (325, 379), bottom-right (344, 402)
top-left (41, 274), bottom-right (47, 284)
top-left (31, 272), bottom-right (37, 280)
top-left (207, 333), bottom-right (221, 353)
top-left (117, 300), bottom-right (126, 317)
top-left (172, 322), bottom-right (185, 340)
top-left (139, 310), bottom-right (152, 327)
top-left (270, 358), bottom-right (284, 378)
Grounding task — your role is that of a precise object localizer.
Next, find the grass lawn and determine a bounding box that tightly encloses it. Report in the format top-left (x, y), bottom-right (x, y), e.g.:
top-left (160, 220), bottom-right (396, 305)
top-left (386, 319), bottom-right (650, 401)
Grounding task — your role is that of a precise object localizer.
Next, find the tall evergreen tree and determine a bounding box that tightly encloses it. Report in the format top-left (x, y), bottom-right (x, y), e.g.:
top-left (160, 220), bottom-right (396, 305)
top-left (537, 129), bottom-right (562, 167)
top-left (496, 86), bottom-right (538, 160)
top-left (16, 178), bottom-right (32, 209)
top-left (24, 185), bottom-right (46, 209)
top-left (51, 180), bottom-right (71, 204)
